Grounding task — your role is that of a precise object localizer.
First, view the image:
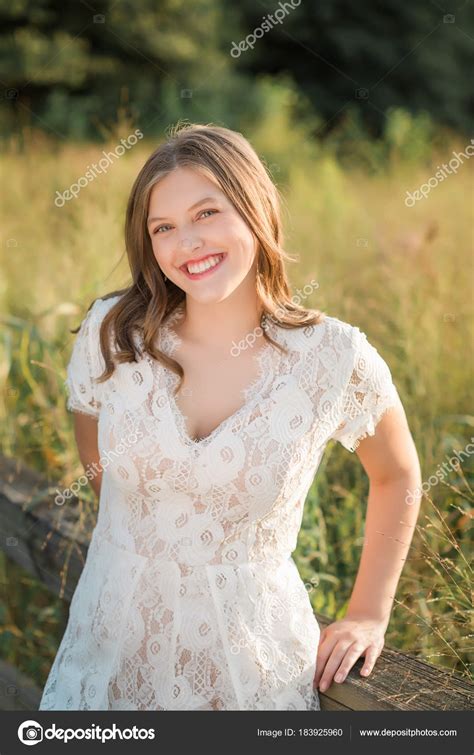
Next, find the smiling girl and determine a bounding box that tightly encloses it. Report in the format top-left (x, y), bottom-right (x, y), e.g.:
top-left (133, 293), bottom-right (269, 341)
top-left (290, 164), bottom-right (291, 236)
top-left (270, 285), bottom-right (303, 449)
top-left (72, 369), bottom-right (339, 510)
top-left (39, 122), bottom-right (422, 711)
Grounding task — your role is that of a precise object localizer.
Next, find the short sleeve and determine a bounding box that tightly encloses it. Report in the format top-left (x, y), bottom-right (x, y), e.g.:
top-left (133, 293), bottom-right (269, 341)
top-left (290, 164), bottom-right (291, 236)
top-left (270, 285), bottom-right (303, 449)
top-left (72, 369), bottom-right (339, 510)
top-left (64, 300), bottom-right (105, 419)
top-left (331, 327), bottom-right (402, 453)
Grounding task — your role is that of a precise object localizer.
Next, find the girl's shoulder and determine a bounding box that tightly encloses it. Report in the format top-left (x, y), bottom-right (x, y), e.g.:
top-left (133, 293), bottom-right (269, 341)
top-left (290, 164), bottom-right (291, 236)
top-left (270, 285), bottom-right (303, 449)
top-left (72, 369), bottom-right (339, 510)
top-left (85, 293), bottom-right (125, 325)
top-left (276, 311), bottom-right (361, 354)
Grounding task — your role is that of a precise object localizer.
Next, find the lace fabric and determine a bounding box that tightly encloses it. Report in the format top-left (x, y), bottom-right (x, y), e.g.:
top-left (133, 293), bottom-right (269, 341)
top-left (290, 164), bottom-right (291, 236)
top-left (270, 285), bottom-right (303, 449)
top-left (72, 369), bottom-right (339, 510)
top-left (40, 296), bottom-right (401, 711)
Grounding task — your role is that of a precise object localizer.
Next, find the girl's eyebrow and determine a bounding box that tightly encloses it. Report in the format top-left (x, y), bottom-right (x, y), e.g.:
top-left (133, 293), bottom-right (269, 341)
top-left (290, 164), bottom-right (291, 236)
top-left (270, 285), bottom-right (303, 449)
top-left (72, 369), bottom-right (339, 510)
top-left (147, 196), bottom-right (220, 225)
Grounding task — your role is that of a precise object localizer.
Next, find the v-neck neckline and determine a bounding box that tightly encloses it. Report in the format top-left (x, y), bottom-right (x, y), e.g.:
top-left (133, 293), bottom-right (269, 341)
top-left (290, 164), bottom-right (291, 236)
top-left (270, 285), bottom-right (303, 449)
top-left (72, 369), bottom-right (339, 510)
top-left (158, 302), bottom-right (281, 451)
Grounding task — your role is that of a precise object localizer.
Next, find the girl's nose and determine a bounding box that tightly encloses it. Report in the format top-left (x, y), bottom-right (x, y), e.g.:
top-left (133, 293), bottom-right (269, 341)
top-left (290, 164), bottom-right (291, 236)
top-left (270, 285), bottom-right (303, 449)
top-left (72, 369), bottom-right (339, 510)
top-left (178, 233), bottom-right (203, 252)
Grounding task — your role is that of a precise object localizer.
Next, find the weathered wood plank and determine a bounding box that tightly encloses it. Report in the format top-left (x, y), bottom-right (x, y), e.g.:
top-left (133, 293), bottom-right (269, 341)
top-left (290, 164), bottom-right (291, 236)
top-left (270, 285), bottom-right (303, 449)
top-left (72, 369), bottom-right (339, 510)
top-left (317, 615), bottom-right (473, 711)
top-left (1, 453), bottom-right (472, 711)
top-left (0, 454), bottom-right (92, 601)
top-left (0, 659), bottom-right (42, 711)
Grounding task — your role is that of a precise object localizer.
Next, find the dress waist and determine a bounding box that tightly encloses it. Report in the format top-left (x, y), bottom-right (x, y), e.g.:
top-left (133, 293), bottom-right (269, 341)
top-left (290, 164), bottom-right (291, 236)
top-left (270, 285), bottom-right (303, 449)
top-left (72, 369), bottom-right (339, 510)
top-left (90, 530), bottom-right (294, 569)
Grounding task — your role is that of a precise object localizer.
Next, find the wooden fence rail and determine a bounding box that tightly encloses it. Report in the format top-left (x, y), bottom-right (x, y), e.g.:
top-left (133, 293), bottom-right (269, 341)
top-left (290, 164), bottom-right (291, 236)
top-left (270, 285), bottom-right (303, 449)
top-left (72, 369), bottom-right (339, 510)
top-left (0, 454), bottom-right (472, 712)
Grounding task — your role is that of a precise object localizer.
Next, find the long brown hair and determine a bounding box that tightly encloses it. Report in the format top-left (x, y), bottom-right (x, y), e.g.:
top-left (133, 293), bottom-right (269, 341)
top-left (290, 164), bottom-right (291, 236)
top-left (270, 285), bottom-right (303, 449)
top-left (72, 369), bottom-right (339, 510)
top-left (76, 122), bottom-right (326, 396)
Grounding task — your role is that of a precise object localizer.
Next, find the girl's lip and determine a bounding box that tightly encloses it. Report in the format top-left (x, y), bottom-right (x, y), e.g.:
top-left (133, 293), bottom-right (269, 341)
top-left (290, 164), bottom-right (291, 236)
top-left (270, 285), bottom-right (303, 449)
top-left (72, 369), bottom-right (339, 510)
top-left (179, 252), bottom-right (227, 278)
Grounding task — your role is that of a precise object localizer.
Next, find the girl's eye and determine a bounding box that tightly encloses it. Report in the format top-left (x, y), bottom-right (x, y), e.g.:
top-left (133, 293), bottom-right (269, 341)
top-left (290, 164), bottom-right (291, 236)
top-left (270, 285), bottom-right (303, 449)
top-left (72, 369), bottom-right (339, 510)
top-left (152, 209), bottom-right (217, 235)
top-left (199, 209), bottom-right (218, 219)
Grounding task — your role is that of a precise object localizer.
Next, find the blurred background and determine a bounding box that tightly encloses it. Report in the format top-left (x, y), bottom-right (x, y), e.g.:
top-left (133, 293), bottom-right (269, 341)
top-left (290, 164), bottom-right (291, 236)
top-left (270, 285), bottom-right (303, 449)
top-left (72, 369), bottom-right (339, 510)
top-left (0, 0), bottom-right (472, 703)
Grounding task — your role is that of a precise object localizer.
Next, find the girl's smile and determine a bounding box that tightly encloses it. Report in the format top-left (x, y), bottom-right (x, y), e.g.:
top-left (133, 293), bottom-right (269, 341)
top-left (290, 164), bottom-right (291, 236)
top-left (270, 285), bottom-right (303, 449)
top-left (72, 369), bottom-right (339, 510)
top-left (179, 252), bottom-right (227, 279)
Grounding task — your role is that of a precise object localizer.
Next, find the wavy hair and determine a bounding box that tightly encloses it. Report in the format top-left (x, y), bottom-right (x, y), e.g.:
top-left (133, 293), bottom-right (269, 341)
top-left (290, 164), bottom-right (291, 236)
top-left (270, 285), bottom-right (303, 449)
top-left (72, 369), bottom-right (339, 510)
top-left (75, 122), bottom-right (326, 396)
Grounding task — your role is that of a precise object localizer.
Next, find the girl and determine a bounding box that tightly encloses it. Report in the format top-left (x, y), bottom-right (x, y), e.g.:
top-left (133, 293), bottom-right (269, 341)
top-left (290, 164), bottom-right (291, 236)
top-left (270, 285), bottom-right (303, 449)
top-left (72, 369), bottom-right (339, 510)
top-left (39, 123), bottom-right (421, 711)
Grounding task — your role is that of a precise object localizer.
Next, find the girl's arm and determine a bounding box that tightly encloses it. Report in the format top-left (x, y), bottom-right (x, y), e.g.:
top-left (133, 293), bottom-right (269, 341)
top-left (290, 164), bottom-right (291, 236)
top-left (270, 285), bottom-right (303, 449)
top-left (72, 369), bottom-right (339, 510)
top-left (314, 402), bottom-right (422, 692)
top-left (72, 412), bottom-right (103, 498)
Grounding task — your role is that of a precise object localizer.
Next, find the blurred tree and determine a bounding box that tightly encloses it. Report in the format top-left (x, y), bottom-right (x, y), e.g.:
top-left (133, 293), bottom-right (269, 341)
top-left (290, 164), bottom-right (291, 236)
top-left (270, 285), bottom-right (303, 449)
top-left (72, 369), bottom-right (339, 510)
top-left (0, 0), bottom-right (471, 140)
top-left (0, 0), bottom-right (245, 139)
top-left (229, 0), bottom-right (473, 136)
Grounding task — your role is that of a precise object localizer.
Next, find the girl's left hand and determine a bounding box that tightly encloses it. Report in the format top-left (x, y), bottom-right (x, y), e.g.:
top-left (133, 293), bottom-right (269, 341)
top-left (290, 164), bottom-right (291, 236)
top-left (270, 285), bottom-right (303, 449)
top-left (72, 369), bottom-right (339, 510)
top-left (313, 616), bottom-right (387, 692)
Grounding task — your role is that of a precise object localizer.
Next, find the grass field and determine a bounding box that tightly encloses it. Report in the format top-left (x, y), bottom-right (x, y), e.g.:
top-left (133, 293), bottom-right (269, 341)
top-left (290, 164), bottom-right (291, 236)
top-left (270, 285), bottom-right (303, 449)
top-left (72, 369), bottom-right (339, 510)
top-left (1, 122), bottom-right (472, 692)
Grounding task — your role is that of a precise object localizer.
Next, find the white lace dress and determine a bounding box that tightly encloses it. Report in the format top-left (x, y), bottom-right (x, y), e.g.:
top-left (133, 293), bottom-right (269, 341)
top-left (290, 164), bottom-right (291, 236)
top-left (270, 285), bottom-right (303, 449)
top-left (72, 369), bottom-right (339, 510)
top-left (39, 296), bottom-right (402, 711)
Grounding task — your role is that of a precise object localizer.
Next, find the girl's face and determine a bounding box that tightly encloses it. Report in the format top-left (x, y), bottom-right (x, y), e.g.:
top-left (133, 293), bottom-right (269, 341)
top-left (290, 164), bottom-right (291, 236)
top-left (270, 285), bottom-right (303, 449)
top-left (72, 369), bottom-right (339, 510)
top-left (147, 166), bottom-right (258, 303)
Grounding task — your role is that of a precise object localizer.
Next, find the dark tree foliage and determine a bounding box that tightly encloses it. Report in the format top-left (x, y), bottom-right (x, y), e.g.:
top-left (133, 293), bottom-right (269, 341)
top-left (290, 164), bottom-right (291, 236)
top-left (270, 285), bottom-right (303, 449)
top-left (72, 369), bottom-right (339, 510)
top-left (229, 0), bottom-right (473, 136)
top-left (0, 0), bottom-right (471, 140)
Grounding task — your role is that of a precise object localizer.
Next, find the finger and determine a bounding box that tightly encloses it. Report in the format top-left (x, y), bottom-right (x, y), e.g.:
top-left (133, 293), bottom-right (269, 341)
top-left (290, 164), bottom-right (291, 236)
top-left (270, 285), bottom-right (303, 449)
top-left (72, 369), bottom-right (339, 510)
top-left (359, 645), bottom-right (381, 678)
top-left (317, 641), bottom-right (353, 692)
top-left (313, 641), bottom-right (334, 687)
top-left (332, 642), bottom-right (369, 684)
top-left (317, 629), bottom-right (328, 648)
top-left (313, 633), bottom-right (339, 687)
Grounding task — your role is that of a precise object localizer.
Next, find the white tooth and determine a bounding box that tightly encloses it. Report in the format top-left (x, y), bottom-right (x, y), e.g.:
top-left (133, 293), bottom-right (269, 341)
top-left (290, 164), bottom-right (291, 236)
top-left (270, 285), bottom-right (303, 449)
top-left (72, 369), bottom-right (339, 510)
top-left (187, 254), bottom-right (222, 274)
